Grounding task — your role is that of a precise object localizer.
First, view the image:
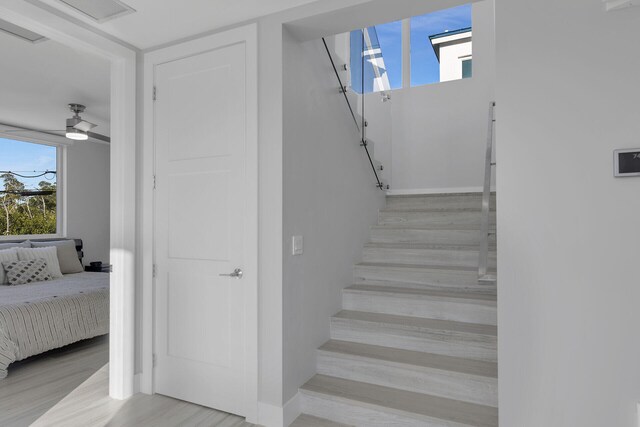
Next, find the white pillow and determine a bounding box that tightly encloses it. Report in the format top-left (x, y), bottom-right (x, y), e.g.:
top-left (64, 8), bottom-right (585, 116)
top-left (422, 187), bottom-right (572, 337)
top-left (0, 248), bottom-right (19, 285)
top-left (16, 246), bottom-right (63, 279)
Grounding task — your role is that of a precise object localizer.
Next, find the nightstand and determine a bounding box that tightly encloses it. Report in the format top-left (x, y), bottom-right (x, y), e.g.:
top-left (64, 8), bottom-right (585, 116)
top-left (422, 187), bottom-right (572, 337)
top-left (84, 265), bottom-right (112, 273)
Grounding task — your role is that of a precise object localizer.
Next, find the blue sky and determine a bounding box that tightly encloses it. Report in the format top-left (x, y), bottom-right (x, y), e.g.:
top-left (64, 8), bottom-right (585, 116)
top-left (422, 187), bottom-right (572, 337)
top-left (352, 4), bottom-right (472, 91)
top-left (0, 138), bottom-right (57, 190)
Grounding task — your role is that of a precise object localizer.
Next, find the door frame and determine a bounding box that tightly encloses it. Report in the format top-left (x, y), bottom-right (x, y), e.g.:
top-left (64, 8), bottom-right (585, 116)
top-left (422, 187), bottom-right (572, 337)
top-left (141, 24), bottom-right (259, 422)
top-left (0, 0), bottom-right (137, 400)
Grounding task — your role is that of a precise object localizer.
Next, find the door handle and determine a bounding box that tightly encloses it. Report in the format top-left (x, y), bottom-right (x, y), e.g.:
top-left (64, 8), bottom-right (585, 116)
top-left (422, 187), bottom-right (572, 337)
top-left (219, 268), bottom-right (243, 279)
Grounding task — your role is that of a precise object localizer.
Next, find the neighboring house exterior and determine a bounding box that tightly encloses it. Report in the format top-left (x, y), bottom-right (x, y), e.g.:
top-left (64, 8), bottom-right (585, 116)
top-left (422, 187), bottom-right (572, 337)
top-left (430, 27), bottom-right (472, 82)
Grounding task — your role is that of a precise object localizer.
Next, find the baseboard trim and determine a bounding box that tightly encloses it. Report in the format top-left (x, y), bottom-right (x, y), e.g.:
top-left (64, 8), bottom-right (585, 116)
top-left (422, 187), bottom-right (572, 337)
top-left (133, 373), bottom-right (141, 394)
top-left (258, 393), bottom-right (300, 427)
top-left (283, 392), bottom-right (301, 427)
top-left (258, 402), bottom-right (282, 427)
top-left (386, 186), bottom-right (496, 196)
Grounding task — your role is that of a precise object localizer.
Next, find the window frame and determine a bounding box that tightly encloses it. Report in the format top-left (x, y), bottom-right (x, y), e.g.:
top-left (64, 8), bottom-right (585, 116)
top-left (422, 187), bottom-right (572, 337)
top-left (461, 57), bottom-right (473, 79)
top-left (0, 136), bottom-right (65, 241)
top-left (349, 6), bottom-right (474, 92)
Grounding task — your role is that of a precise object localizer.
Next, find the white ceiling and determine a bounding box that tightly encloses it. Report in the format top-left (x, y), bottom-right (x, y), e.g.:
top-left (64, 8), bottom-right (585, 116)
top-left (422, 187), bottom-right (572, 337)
top-left (0, 0), bottom-right (381, 143)
top-left (0, 31), bottom-right (110, 137)
top-left (35, 0), bottom-right (325, 49)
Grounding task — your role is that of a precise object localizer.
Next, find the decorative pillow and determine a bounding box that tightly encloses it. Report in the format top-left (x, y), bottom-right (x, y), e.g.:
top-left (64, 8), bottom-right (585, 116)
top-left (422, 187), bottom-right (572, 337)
top-left (0, 241), bottom-right (31, 250)
top-left (32, 240), bottom-right (83, 274)
top-left (0, 248), bottom-right (19, 285)
top-left (16, 246), bottom-right (63, 279)
top-left (2, 259), bottom-right (52, 285)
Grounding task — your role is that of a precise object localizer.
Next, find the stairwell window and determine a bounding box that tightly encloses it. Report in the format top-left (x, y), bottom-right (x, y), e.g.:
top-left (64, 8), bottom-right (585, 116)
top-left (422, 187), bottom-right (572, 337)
top-left (349, 3), bottom-right (474, 91)
top-left (350, 21), bottom-right (402, 94)
top-left (0, 137), bottom-right (61, 238)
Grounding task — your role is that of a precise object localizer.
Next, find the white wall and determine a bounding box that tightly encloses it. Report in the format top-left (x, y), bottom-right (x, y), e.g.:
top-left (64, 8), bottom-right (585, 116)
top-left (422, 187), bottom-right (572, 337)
top-left (364, 0), bottom-right (495, 193)
top-left (282, 32), bottom-right (385, 403)
top-left (137, 0), bottom-right (379, 416)
top-left (496, 1), bottom-right (640, 426)
top-left (65, 141), bottom-right (110, 264)
top-left (138, 0), bottom-right (485, 420)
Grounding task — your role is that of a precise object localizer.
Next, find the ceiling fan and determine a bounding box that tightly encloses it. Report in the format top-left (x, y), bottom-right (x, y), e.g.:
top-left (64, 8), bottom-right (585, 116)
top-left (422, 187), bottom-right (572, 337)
top-left (1, 103), bottom-right (110, 143)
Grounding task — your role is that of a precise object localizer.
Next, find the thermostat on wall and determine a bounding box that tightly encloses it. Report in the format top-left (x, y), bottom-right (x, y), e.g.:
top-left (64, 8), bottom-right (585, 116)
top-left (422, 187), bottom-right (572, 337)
top-left (614, 149), bottom-right (640, 177)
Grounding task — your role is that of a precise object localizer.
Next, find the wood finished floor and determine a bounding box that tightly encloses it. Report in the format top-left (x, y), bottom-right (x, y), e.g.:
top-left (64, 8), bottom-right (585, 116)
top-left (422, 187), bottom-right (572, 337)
top-left (0, 335), bottom-right (109, 427)
top-left (0, 335), bottom-right (256, 427)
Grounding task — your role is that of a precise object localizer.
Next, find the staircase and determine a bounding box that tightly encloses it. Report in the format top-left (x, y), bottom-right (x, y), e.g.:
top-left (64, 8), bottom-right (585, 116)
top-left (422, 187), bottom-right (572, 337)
top-left (292, 193), bottom-right (498, 427)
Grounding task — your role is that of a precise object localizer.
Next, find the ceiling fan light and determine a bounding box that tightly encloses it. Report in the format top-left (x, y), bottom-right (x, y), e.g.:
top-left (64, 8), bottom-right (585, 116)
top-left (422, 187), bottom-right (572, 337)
top-left (65, 127), bottom-right (88, 141)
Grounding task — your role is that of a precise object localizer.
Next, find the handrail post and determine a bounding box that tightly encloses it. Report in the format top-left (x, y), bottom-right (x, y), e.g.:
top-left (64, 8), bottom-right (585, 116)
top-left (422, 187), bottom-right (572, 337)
top-left (479, 101), bottom-right (496, 283)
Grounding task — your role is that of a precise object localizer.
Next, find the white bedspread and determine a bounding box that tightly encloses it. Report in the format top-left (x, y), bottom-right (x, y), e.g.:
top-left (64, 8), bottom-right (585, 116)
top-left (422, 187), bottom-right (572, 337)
top-left (0, 272), bottom-right (109, 378)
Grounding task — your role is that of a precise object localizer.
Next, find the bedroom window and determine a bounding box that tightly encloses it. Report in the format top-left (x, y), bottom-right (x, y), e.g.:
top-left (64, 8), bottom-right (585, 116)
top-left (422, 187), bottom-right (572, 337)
top-left (0, 138), bottom-right (61, 237)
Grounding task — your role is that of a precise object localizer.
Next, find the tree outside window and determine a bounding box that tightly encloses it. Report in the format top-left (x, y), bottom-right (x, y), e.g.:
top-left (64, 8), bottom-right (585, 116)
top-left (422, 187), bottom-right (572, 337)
top-left (0, 138), bottom-right (59, 236)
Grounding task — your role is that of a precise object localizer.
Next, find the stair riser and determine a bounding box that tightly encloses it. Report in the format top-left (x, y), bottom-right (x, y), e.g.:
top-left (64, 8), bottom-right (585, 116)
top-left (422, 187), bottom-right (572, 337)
top-left (354, 265), bottom-right (480, 288)
top-left (301, 392), bottom-right (471, 427)
top-left (379, 211), bottom-right (496, 228)
top-left (317, 352), bottom-right (498, 407)
top-left (386, 194), bottom-right (495, 211)
top-left (370, 228), bottom-right (496, 246)
top-left (330, 319), bottom-right (497, 362)
top-left (362, 247), bottom-right (497, 269)
top-left (342, 292), bottom-right (497, 325)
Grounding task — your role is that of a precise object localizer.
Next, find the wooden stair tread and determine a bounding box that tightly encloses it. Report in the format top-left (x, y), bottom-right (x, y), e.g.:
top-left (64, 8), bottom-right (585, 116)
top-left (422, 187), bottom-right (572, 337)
top-left (375, 225), bottom-right (495, 232)
top-left (371, 224), bottom-right (496, 230)
top-left (319, 340), bottom-right (497, 378)
top-left (290, 414), bottom-right (353, 427)
top-left (333, 310), bottom-right (497, 336)
top-left (301, 193), bottom-right (499, 425)
top-left (301, 375), bottom-right (499, 427)
top-left (386, 192), bottom-right (493, 199)
top-left (356, 262), bottom-right (496, 274)
top-left (380, 207), bottom-right (491, 213)
top-left (353, 279), bottom-right (497, 295)
top-left (345, 284), bottom-right (497, 303)
top-left (364, 242), bottom-right (496, 251)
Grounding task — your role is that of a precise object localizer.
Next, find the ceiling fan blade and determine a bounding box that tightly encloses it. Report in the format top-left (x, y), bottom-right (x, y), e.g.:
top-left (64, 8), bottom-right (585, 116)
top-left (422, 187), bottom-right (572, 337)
top-left (87, 131), bottom-right (110, 143)
top-left (0, 124), bottom-right (67, 139)
top-left (72, 120), bottom-right (97, 132)
top-left (2, 129), bottom-right (65, 133)
top-left (0, 118), bottom-right (108, 143)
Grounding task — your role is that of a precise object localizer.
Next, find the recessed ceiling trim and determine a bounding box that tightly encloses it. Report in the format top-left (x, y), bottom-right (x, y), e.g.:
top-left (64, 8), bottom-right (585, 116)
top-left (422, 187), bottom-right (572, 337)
top-left (0, 18), bottom-right (47, 43)
top-left (56, 0), bottom-right (136, 23)
top-left (603, 0), bottom-right (639, 10)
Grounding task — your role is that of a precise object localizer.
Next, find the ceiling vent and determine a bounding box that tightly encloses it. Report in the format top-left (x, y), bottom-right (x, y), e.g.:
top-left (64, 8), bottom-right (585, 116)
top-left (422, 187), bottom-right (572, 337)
top-left (0, 18), bottom-right (47, 43)
top-left (56, 0), bottom-right (135, 23)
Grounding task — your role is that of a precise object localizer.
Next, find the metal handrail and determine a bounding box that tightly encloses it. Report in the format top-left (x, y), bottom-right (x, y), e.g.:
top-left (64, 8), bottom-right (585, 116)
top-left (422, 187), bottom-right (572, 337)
top-left (478, 101), bottom-right (496, 283)
top-left (322, 36), bottom-right (385, 190)
top-left (322, 38), bottom-right (360, 134)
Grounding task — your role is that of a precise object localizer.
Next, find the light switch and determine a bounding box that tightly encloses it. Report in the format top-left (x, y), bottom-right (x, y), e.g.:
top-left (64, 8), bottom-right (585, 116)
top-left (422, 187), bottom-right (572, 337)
top-left (292, 235), bottom-right (304, 256)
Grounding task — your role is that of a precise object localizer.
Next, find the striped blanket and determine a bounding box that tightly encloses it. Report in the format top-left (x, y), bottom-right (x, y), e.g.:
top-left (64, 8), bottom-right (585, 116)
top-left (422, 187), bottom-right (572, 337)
top-left (0, 272), bottom-right (109, 378)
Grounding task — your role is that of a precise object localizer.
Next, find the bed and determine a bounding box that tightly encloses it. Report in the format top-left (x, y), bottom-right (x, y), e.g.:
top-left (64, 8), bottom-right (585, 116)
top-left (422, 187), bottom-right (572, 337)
top-left (0, 239), bottom-right (109, 378)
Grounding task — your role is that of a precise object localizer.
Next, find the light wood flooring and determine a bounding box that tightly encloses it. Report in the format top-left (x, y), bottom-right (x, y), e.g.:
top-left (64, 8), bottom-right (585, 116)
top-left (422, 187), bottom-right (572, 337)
top-left (0, 335), bottom-right (109, 427)
top-left (0, 335), bottom-right (256, 427)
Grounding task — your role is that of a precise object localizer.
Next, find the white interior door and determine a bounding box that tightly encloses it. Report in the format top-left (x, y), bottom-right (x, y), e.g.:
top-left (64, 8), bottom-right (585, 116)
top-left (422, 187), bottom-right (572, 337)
top-left (153, 41), bottom-right (254, 416)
